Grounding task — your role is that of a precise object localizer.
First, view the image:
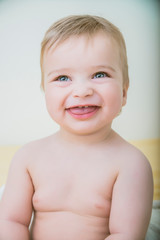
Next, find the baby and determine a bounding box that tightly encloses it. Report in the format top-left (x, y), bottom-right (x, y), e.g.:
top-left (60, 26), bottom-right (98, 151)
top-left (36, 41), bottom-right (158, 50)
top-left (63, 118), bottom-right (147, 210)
top-left (0, 15), bottom-right (153, 240)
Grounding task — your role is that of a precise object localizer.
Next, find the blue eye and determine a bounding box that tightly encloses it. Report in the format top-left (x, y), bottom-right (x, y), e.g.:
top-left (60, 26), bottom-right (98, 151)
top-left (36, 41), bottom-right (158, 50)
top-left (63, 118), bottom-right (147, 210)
top-left (94, 72), bottom-right (108, 79)
top-left (56, 75), bottom-right (70, 82)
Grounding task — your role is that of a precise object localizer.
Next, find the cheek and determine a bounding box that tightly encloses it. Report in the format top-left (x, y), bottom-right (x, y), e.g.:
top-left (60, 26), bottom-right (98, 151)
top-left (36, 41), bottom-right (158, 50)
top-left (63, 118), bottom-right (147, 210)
top-left (45, 88), bottom-right (59, 118)
top-left (103, 84), bottom-right (123, 113)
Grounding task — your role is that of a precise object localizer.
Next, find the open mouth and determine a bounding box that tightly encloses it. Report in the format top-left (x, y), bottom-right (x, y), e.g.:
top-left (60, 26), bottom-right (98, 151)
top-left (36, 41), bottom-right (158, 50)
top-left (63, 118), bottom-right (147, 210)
top-left (66, 105), bottom-right (100, 119)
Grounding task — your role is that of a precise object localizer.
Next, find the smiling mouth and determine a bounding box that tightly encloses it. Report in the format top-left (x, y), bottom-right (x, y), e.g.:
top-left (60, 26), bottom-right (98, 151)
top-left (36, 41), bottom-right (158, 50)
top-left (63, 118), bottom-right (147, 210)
top-left (66, 105), bottom-right (100, 119)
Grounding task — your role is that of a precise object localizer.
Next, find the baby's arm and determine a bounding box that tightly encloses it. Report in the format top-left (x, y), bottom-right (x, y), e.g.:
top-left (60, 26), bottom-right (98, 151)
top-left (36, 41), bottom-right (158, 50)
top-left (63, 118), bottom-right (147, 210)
top-left (0, 146), bottom-right (34, 240)
top-left (105, 151), bottom-right (153, 240)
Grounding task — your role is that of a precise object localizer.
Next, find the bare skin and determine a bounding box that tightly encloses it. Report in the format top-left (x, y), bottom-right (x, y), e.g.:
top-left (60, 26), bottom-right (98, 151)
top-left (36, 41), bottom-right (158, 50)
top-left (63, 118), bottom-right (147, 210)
top-left (0, 33), bottom-right (153, 239)
top-left (0, 130), bottom-right (153, 240)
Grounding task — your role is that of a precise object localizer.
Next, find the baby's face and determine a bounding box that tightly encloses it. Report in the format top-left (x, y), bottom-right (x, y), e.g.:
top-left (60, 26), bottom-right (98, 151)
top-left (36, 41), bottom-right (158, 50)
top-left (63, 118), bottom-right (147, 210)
top-left (43, 33), bottom-right (127, 135)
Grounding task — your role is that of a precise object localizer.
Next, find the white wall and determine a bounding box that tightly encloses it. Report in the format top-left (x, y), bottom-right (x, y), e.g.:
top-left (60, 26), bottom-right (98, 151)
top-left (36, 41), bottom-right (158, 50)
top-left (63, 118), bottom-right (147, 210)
top-left (0, 0), bottom-right (159, 145)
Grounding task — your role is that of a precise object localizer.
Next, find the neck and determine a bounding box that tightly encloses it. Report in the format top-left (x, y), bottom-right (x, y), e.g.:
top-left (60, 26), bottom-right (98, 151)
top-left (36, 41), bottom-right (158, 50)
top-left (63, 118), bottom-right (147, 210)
top-left (56, 126), bottom-right (114, 146)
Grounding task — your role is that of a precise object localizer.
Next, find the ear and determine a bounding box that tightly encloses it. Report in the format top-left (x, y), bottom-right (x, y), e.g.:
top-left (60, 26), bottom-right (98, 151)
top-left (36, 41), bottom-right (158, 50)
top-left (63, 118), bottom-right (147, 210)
top-left (122, 84), bottom-right (128, 106)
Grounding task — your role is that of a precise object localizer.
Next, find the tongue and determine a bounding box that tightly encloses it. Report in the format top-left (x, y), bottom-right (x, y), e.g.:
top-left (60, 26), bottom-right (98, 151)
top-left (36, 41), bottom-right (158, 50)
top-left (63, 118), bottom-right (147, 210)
top-left (69, 106), bottom-right (97, 115)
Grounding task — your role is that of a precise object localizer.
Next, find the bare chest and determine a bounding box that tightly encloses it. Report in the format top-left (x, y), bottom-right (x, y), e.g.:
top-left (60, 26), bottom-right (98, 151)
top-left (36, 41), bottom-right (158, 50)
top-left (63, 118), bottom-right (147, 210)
top-left (30, 154), bottom-right (117, 218)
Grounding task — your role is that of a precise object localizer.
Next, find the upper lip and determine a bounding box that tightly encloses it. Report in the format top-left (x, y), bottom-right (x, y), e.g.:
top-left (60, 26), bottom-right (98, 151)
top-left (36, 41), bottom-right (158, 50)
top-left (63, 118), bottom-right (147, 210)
top-left (65, 104), bottom-right (100, 109)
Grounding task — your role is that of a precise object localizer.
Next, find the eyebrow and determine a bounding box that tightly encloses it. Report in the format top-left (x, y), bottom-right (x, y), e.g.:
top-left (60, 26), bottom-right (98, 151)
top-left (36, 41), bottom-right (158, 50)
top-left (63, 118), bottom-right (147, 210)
top-left (93, 65), bottom-right (116, 72)
top-left (47, 68), bottom-right (73, 77)
top-left (47, 65), bottom-right (116, 77)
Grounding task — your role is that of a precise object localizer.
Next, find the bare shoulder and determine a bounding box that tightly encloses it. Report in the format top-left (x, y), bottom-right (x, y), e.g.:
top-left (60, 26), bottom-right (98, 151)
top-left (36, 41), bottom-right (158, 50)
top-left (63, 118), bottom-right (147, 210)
top-left (113, 132), bottom-right (152, 172)
top-left (124, 142), bottom-right (152, 173)
top-left (115, 133), bottom-right (153, 198)
top-left (12, 134), bottom-right (57, 165)
top-left (110, 131), bottom-right (153, 190)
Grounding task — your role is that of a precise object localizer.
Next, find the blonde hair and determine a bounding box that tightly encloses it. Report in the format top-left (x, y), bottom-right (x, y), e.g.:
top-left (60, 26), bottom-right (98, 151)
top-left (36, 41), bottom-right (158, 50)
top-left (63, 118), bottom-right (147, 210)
top-left (40, 15), bottom-right (129, 89)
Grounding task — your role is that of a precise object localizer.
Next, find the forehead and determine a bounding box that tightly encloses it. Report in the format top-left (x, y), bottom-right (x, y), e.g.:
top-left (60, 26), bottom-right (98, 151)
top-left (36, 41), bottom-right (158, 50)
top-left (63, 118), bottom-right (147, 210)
top-left (43, 33), bottom-right (120, 71)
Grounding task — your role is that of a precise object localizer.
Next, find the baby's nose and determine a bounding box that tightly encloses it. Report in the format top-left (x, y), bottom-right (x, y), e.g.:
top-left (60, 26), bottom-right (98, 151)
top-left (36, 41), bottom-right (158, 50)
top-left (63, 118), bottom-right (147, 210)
top-left (72, 81), bottom-right (94, 98)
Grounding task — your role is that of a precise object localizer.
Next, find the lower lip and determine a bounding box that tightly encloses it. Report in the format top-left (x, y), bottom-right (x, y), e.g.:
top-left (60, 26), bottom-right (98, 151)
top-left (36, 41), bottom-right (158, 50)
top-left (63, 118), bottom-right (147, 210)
top-left (66, 107), bottom-right (100, 120)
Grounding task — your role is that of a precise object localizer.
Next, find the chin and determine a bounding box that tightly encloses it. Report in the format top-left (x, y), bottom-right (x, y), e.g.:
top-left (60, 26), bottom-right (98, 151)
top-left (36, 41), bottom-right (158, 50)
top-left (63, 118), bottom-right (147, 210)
top-left (64, 123), bottom-right (109, 136)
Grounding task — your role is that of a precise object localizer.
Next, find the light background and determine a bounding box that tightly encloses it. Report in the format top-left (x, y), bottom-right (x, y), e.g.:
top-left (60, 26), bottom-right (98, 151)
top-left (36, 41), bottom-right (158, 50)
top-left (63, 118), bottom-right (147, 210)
top-left (0, 0), bottom-right (159, 145)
